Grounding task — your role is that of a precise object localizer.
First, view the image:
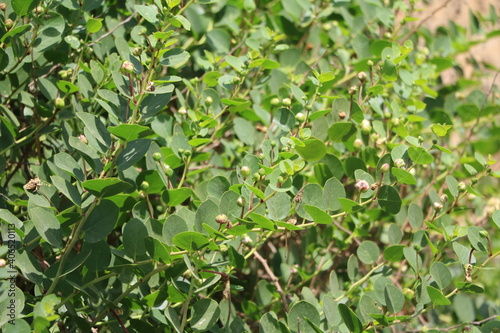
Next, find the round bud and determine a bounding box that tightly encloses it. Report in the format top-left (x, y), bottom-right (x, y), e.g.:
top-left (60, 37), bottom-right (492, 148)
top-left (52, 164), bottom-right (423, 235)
top-left (253, 173), bottom-right (260, 182)
top-left (348, 86), bottom-right (357, 96)
top-left (258, 168), bottom-right (266, 176)
top-left (132, 47), bottom-right (142, 57)
top-left (361, 119), bottom-right (372, 134)
top-left (258, 153), bottom-right (265, 160)
top-left (384, 32), bottom-right (392, 39)
top-left (479, 230), bottom-right (489, 238)
top-left (282, 98), bottom-right (292, 106)
top-left (383, 111), bottom-right (391, 119)
top-left (54, 97), bottom-right (65, 109)
top-left (183, 150), bottom-right (191, 157)
top-left (380, 163), bottom-right (390, 173)
top-left (204, 96), bottom-right (213, 106)
top-left (164, 164), bottom-right (174, 177)
top-left (471, 177), bottom-right (478, 185)
top-left (458, 182), bottom-right (466, 192)
top-left (215, 214), bottom-right (229, 224)
top-left (295, 112), bottom-right (306, 122)
top-left (232, 76), bottom-right (241, 84)
top-left (140, 181), bottom-right (150, 191)
top-left (339, 111), bottom-right (346, 119)
top-left (358, 72), bottom-right (367, 82)
top-left (240, 166), bottom-right (251, 178)
top-left (152, 152), bottom-right (162, 161)
top-left (394, 158), bottom-right (405, 169)
top-left (121, 61), bottom-right (134, 74)
top-left (219, 244), bottom-right (229, 252)
top-left (355, 179), bottom-right (370, 193)
top-left (413, 243), bottom-right (421, 251)
top-left (0, 3), bottom-right (6, 11)
top-left (0, 258), bottom-right (5, 267)
top-left (418, 136), bottom-right (424, 143)
top-left (391, 117), bottom-right (400, 126)
top-left (321, 23), bottom-right (332, 31)
top-left (277, 176), bottom-right (284, 183)
top-left (270, 97), bottom-right (280, 106)
top-left (5, 19), bottom-right (13, 29)
top-left (353, 138), bottom-right (363, 150)
top-left (178, 106), bottom-right (187, 114)
top-left (270, 140), bottom-right (277, 148)
top-left (237, 196), bottom-right (246, 207)
top-left (440, 194), bottom-right (448, 203)
top-left (367, 60), bottom-right (374, 67)
top-left (79, 134), bottom-right (88, 144)
top-left (433, 202), bottom-right (443, 211)
top-left (34, 5), bottom-right (44, 14)
top-left (178, 148), bottom-right (185, 155)
top-left (370, 132), bottom-right (380, 142)
top-left (403, 288), bottom-right (415, 301)
top-left (370, 183), bottom-right (378, 191)
top-left (242, 236), bottom-right (252, 244)
top-left (432, 139), bottom-right (438, 145)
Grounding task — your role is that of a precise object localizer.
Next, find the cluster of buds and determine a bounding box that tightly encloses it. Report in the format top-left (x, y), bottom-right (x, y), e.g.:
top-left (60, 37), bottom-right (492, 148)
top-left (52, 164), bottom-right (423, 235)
top-left (24, 177), bottom-right (42, 192)
top-left (216, 214), bottom-right (233, 229)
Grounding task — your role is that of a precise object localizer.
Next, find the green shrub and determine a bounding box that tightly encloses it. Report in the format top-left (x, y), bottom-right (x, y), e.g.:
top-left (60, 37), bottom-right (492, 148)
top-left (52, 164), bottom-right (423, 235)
top-left (1, 0), bottom-right (500, 332)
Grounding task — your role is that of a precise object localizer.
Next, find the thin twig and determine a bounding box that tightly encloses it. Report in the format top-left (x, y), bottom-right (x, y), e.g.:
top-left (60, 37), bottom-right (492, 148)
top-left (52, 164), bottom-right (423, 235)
top-left (88, 12), bottom-right (138, 47)
top-left (253, 251), bottom-right (290, 312)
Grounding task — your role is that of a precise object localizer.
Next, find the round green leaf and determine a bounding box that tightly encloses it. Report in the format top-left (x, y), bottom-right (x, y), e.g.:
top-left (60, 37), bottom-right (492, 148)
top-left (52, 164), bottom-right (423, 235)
top-left (378, 185), bottom-right (402, 214)
top-left (357, 241), bottom-right (380, 265)
top-left (190, 299), bottom-right (220, 331)
top-left (288, 301), bottom-right (320, 333)
top-left (172, 231), bottom-right (209, 252)
top-left (295, 138), bottom-right (327, 162)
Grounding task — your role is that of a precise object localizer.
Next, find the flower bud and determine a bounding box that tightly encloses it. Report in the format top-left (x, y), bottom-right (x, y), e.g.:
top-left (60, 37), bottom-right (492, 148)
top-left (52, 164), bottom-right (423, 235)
top-left (219, 244), bottom-right (228, 252)
top-left (237, 196), bottom-right (246, 207)
top-left (79, 134), bottom-right (88, 144)
top-left (253, 173), bottom-right (261, 182)
top-left (140, 181), bottom-right (150, 191)
top-left (413, 243), bottom-right (421, 251)
top-left (458, 182), bottom-right (466, 192)
top-left (367, 60), bottom-right (374, 67)
top-left (0, 259), bottom-right (6, 267)
top-left (355, 179), bottom-right (370, 192)
top-left (384, 111), bottom-right (391, 119)
top-left (282, 98), bottom-right (292, 106)
top-left (132, 47), bottom-right (143, 57)
top-left (34, 5), bottom-right (44, 14)
top-left (270, 140), bottom-right (277, 148)
top-left (391, 117), bottom-right (400, 126)
top-left (271, 97), bottom-right (280, 106)
top-left (433, 202), bottom-right (443, 211)
top-left (5, 19), bottom-right (13, 29)
top-left (216, 214), bottom-right (229, 224)
top-left (440, 194), bottom-right (448, 203)
top-left (204, 96), bottom-right (213, 106)
top-left (164, 164), bottom-right (174, 177)
top-left (380, 163), bottom-right (390, 173)
top-left (321, 23), bottom-right (332, 30)
top-left (358, 72), bottom-right (367, 83)
top-left (353, 138), bottom-right (363, 150)
top-left (258, 168), bottom-right (266, 176)
top-left (479, 230), bottom-right (489, 238)
top-left (178, 106), bottom-right (187, 114)
top-left (240, 166), bottom-right (251, 178)
top-left (348, 86), bottom-right (357, 95)
top-left (121, 61), bottom-right (134, 74)
top-left (295, 112), bottom-right (306, 122)
top-left (394, 158), bottom-right (405, 169)
top-left (152, 152), bottom-right (162, 161)
top-left (54, 97), bottom-right (65, 109)
top-left (339, 111), bottom-right (346, 119)
top-left (258, 153), bottom-right (265, 160)
top-left (370, 132), bottom-right (380, 142)
top-left (403, 288), bottom-right (415, 300)
top-left (361, 119), bottom-right (372, 134)
top-left (183, 150), bottom-right (191, 157)
top-left (0, 3), bottom-right (6, 11)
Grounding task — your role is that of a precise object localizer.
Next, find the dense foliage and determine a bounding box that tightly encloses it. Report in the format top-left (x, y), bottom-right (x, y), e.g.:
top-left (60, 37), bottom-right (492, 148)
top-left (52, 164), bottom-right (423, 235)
top-left (1, 0), bottom-right (500, 332)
